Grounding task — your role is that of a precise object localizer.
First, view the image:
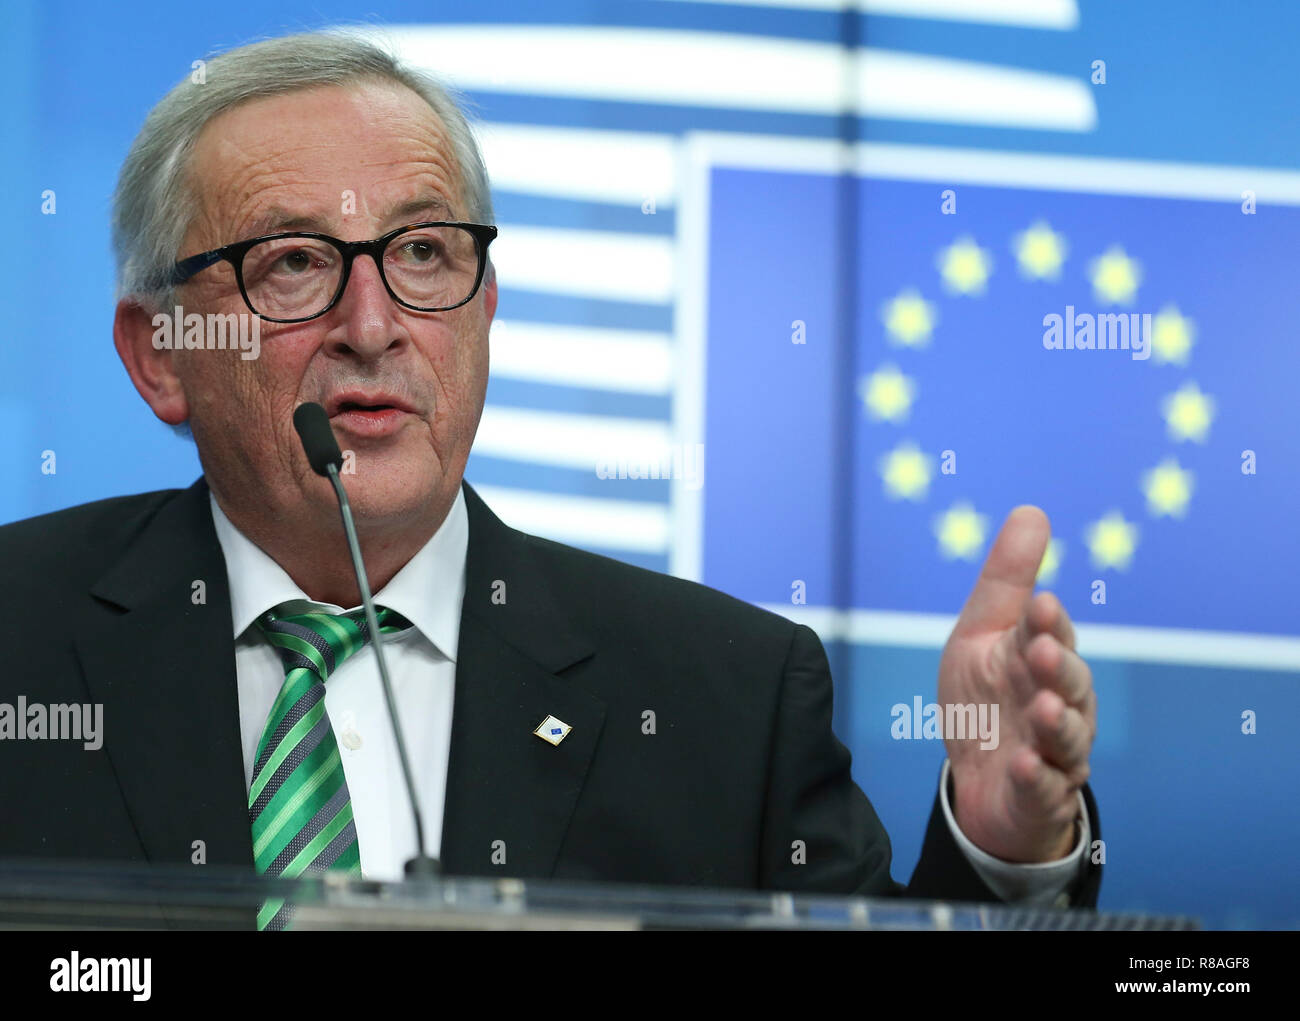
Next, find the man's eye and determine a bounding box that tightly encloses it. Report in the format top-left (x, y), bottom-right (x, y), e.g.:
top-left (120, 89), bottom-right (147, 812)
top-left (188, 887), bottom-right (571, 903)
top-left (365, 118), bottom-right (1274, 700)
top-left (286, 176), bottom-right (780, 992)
top-left (275, 249), bottom-right (315, 273)
top-left (399, 240), bottom-right (440, 263)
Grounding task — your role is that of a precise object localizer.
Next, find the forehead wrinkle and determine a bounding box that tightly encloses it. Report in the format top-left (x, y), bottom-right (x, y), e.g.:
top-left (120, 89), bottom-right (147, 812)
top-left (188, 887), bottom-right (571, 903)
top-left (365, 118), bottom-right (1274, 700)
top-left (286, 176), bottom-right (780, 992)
top-left (189, 146), bottom-right (318, 248)
top-left (227, 181), bottom-right (457, 244)
top-left (187, 87), bottom-right (467, 249)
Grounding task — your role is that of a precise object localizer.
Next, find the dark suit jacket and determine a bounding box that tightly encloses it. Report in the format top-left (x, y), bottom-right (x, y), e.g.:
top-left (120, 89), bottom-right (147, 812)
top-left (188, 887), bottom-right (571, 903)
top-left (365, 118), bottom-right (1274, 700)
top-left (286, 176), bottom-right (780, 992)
top-left (0, 477), bottom-right (1100, 920)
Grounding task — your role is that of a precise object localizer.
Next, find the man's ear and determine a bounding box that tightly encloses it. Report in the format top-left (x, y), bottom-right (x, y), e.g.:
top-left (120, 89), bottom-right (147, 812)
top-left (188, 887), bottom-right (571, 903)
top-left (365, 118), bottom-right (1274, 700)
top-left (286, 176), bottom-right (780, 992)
top-left (113, 298), bottom-right (190, 426)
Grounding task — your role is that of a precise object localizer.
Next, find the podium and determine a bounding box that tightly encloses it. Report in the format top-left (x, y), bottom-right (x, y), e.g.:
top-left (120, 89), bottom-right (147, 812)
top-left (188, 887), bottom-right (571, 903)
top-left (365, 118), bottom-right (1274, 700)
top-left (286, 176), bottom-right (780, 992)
top-left (0, 860), bottom-right (1198, 930)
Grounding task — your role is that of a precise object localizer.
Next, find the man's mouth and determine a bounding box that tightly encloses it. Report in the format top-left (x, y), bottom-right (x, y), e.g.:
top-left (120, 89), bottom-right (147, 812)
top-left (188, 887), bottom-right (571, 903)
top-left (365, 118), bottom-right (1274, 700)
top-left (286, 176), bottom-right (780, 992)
top-left (325, 391), bottom-right (416, 415)
top-left (325, 393), bottom-right (416, 437)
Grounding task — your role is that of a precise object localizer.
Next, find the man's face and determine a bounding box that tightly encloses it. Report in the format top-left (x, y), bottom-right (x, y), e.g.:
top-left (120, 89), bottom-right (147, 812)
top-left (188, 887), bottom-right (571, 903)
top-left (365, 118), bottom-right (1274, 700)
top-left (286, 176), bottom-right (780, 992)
top-left (165, 80), bottom-right (495, 534)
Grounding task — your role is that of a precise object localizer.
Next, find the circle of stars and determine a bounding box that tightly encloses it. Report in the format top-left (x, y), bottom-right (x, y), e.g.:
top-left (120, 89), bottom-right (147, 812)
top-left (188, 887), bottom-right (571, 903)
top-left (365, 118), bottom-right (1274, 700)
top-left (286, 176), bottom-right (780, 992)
top-left (860, 216), bottom-right (1215, 578)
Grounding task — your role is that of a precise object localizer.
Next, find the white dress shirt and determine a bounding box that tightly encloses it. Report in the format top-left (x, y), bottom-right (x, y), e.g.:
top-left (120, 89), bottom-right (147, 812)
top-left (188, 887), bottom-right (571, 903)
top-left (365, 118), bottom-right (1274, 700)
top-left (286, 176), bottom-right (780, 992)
top-left (211, 488), bottom-right (466, 882)
top-left (210, 489), bottom-right (1088, 902)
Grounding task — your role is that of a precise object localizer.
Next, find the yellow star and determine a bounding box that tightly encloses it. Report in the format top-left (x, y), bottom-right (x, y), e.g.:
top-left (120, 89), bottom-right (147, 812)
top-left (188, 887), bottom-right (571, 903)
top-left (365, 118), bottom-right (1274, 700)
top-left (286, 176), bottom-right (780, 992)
top-left (881, 289), bottom-right (936, 347)
top-left (1150, 305), bottom-right (1195, 366)
top-left (1084, 511), bottom-right (1139, 571)
top-left (1141, 458), bottom-right (1194, 518)
top-left (1013, 221), bottom-right (1067, 281)
top-left (937, 236), bottom-right (993, 295)
top-left (879, 441), bottom-right (932, 501)
top-left (933, 501), bottom-right (989, 561)
top-left (1036, 537), bottom-right (1065, 585)
top-left (1088, 245), bottom-right (1142, 304)
top-left (858, 364), bottom-right (917, 423)
top-left (1162, 382), bottom-right (1216, 443)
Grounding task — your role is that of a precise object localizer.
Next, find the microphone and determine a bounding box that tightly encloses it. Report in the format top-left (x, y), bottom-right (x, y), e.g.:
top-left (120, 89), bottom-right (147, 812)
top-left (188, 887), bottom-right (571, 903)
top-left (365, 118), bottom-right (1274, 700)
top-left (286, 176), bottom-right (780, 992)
top-left (292, 401), bottom-right (440, 880)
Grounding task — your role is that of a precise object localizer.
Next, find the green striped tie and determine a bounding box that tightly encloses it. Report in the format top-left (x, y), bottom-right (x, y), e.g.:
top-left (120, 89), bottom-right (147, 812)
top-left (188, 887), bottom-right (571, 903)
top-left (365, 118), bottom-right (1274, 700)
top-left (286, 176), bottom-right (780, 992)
top-left (250, 604), bottom-right (412, 931)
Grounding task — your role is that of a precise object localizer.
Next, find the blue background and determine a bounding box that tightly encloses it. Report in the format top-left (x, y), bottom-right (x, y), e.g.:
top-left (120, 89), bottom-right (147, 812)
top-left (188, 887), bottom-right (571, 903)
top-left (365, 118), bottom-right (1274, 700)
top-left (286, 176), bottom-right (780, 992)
top-left (2, 0), bottom-right (1297, 927)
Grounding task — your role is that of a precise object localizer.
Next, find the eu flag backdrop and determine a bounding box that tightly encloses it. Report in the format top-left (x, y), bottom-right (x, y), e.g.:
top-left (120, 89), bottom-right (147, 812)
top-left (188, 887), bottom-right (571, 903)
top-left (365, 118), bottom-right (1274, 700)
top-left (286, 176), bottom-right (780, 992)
top-left (696, 142), bottom-right (1300, 929)
top-left (703, 157), bottom-right (1300, 639)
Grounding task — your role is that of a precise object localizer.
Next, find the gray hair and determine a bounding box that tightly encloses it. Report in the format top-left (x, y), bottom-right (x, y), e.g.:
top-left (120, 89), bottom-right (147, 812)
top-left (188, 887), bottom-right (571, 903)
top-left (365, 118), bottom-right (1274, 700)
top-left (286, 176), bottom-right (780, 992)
top-left (112, 30), bottom-right (494, 311)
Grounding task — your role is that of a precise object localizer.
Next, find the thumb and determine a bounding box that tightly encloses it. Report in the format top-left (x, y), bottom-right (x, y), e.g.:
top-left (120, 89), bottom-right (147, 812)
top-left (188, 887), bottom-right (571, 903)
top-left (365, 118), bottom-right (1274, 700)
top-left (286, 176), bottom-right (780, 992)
top-left (950, 505), bottom-right (1051, 638)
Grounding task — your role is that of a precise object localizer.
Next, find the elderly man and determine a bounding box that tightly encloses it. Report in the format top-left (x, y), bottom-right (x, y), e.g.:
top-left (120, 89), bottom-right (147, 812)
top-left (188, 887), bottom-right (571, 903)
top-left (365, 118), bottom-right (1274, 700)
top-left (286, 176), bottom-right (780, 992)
top-left (0, 32), bottom-right (1100, 927)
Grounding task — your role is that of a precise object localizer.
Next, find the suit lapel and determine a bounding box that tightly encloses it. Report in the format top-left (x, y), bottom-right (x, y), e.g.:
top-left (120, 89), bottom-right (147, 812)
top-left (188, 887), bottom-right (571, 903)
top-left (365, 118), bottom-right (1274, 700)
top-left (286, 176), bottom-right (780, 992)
top-left (439, 483), bottom-right (603, 878)
top-left (67, 475), bottom-right (603, 881)
top-left (73, 478), bottom-right (252, 870)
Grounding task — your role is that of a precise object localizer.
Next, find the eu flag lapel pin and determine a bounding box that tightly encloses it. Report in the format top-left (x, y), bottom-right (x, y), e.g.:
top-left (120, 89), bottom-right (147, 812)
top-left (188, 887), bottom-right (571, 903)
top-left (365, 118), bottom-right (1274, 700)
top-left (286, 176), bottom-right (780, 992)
top-left (534, 715), bottom-right (572, 746)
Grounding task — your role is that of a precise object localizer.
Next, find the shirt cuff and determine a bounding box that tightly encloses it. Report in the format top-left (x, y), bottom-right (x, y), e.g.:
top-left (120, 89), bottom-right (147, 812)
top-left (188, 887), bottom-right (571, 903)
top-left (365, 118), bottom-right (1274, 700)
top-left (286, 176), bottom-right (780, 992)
top-left (939, 758), bottom-right (1089, 908)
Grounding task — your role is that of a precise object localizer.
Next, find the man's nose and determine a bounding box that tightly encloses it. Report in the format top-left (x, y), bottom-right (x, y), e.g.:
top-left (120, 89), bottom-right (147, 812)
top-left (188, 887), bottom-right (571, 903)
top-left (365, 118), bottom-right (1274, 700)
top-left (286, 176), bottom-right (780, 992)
top-left (324, 251), bottom-right (405, 356)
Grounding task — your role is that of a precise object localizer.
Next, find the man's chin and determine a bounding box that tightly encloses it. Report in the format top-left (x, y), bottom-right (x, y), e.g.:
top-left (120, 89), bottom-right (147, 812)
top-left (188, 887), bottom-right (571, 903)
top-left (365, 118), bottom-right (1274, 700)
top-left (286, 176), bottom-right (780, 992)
top-left (328, 472), bottom-right (449, 531)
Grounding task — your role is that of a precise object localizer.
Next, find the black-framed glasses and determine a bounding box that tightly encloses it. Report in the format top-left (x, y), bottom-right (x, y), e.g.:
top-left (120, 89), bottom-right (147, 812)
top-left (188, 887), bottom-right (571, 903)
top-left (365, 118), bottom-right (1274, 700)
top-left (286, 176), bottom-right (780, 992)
top-left (168, 221), bottom-right (498, 323)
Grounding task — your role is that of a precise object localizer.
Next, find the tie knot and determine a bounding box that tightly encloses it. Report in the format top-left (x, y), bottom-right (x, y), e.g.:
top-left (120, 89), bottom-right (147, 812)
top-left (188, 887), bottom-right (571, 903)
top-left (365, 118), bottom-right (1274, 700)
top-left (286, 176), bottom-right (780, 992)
top-left (257, 605), bottom-right (413, 682)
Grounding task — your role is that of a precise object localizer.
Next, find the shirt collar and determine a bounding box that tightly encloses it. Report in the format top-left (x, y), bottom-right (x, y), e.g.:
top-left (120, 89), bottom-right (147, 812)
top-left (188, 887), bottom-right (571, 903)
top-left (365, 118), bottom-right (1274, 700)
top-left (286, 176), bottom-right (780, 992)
top-left (209, 485), bottom-right (468, 663)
